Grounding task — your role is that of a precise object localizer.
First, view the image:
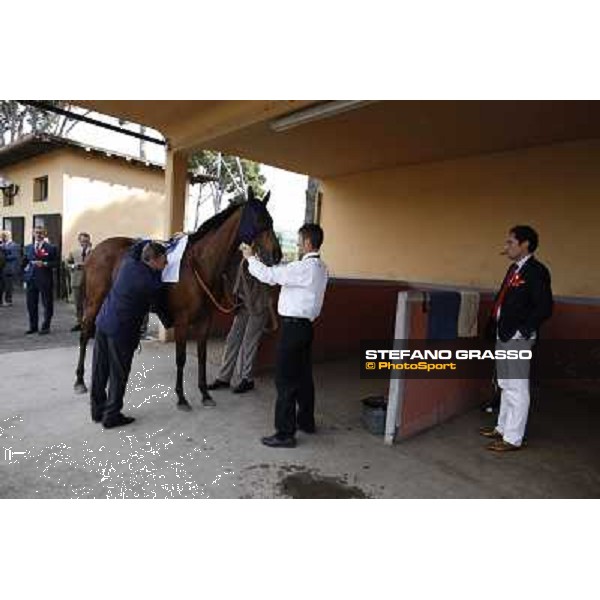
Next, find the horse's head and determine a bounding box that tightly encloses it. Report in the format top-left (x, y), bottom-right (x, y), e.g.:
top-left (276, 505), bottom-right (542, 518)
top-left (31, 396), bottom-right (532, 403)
top-left (238, 187), bottom-right (282, 266)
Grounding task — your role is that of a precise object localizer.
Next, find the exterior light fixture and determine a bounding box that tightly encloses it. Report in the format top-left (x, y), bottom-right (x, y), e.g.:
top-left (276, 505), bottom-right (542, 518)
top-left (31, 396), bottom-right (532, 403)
top-left (270, 100), bottom-right (375, 132)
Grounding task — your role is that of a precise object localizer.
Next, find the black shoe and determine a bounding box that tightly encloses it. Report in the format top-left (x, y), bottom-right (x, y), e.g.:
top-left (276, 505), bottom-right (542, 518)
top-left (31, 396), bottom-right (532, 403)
top-left (232, 379), bottom-right (255, 394)
top-left (71, 324), bottom-right (82, 332)
top-left (39, 328), bottom-right (50, 335)
top-left (298, 424), bottom-right (316, 434)
top-left (103, 414), bottom-right (135, 429)
top-left (92, 415), bottom-right (102, 423)
top-left (25, 328), bottom-right (38, 335)
top-left (207, 379), bottom-right (229, 391)
top-left (261, 433), bottom-right (296, 448)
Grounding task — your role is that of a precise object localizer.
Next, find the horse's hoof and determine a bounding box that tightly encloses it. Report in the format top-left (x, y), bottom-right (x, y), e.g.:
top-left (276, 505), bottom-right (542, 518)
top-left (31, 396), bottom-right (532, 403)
top-left (202, 398), bottom-right (216, 407)
top-left (74, 383), bottom-right (88, 394)
top-left (177, 402), bottom-right (192, 412)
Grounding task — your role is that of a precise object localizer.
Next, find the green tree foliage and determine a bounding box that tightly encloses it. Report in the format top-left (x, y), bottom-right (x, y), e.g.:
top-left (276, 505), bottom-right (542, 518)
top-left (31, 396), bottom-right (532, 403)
top-left (189, 150), bottom-right (266, 198)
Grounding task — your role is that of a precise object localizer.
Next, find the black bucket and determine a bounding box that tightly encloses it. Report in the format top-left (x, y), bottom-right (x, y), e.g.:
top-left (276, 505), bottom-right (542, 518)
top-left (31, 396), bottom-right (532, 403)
top-left (360, 395), bottom-right (387, 436)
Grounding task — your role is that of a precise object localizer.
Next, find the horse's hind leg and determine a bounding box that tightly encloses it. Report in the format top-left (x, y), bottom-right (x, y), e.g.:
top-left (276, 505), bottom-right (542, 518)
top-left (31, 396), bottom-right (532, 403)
top-left (74, 293), bottom-right (101, 393)
top-left (74, 316), bottom-right (96, 393)
top-left (74, 329), bottom-right (89, 394)
top-left (175, 324), bottom-right (192, 411)
top-left (196, 317), bottom-right (215, 406)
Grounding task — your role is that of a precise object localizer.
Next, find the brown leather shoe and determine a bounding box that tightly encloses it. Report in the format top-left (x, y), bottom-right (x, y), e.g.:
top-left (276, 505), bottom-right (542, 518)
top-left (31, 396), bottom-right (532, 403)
top-left (486, 439), bottom-right (521, 452)
top-left (479, 427), bottom-right (502, 439)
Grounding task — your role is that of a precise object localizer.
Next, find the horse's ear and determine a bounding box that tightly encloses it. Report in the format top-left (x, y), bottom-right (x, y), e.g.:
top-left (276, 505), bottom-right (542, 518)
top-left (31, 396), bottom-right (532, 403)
top-left (262, 190), bottom-right (271, 205)
top-left (247, 186), bottom-right (255, 201)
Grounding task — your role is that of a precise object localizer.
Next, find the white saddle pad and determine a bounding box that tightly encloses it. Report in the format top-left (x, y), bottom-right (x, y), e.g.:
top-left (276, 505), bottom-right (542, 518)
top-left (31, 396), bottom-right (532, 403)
top-left (161, 235), bottom-right (189, 283)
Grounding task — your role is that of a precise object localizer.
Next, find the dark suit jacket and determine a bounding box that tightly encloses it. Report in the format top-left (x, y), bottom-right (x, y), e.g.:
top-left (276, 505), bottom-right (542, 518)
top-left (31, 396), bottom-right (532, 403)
top-left (96, 256), bottom-right (163, 344)
top-left (1, 241), bottom-right (21, 275)
top-left (23, 242), bottom-right (58, 287)
top-left (489, 256), bottom-right (553, 342)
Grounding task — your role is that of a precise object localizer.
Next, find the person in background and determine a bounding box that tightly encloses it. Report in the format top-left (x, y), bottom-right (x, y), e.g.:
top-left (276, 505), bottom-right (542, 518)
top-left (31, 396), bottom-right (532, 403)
top-left (67, 232), bottom-right (92, 331)
top-left (23, 226), bottom-right (58, 335)
top-left (0, 242), bottom-right (5, 304)
top-left (208, 259), bottom-right (273, 394)
top-left (0, 230), bottom-right (20, 307)
top-left (241, 223), bottom-right (328, 448)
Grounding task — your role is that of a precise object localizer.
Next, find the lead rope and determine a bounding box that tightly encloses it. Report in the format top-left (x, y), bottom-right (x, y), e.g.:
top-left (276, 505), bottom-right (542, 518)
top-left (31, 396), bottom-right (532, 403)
top-left (191, 263), bottom-right (241, 314)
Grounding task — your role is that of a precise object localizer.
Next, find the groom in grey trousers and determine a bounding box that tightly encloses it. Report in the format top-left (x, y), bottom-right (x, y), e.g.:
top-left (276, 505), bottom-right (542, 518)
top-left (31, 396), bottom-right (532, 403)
top-left (208, 259), bottom-right (274, 394)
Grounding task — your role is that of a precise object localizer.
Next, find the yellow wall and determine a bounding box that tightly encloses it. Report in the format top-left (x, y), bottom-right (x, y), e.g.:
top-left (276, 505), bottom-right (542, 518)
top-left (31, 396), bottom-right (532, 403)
top-left (0, 153), bottom-right (64, 239)
top-left (320, 139), bottom-right (600, 298)
top-left (60, 149), bottom-right (166, 250)
top-left (0, 148), bottom-right (167, 253)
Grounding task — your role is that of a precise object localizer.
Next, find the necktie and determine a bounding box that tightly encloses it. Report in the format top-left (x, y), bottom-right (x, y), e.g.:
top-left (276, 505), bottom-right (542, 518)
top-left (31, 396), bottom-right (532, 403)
top-left (82, 246), bottom-right (88, 261)
top-left (492, 263), bottom-right (518, 320)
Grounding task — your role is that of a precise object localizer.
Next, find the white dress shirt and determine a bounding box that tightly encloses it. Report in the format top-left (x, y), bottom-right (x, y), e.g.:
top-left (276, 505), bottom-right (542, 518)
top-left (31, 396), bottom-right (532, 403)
top-left (514, 254), bottom-right (531, 272)
top-left (247, 251), bottom-right (329, 322)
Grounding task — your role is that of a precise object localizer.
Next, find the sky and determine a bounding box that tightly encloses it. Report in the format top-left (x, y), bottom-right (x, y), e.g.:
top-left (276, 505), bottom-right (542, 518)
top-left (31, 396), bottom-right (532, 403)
top-left (63, 109), bottom-right (308, 235)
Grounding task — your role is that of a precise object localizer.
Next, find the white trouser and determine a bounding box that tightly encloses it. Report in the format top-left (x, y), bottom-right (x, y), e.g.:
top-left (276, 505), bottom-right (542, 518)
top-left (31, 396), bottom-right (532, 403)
top-left (495, 332), bottom-right (535, 446)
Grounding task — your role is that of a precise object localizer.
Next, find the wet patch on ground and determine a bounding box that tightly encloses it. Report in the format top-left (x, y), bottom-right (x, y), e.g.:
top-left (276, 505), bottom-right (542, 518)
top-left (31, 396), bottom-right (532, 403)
top-left (278, 468), bottom-right (369, 499)
top-left (238, 463), bottom-right (372, 498)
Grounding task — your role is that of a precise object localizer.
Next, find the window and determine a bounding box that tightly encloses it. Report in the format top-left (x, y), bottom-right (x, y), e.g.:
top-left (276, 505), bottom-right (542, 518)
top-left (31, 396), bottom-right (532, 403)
top-left (33, 176), bottom-right (48, 202)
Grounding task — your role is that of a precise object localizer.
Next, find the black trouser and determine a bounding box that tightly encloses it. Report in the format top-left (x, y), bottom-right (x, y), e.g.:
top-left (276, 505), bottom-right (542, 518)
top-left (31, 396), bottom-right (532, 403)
top-left (26, 279), bottom-right (53, 330)
top-left (91, 329), bottom-right (137, 423)
top-left (2, 274), bottom-right (14, 303)
top-left (274, 318), bottom-right (315, 437)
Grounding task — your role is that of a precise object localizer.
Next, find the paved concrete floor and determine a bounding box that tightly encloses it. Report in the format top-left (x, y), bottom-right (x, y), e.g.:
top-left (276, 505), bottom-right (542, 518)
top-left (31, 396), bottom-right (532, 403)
top-left (1, 302), bottom-right (599, 497)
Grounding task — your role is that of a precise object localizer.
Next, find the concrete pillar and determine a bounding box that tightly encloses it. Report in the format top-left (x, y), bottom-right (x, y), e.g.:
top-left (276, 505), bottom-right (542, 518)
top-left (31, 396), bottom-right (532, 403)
top-left (159, 147), bottom-right (188, 342)
top-left (164, 147), bottom-right (188, 237)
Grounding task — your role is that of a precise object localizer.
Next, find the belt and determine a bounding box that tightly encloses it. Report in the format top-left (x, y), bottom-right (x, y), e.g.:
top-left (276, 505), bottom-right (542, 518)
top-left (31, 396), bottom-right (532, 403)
top-left (281, 316), bottom-right (311, 324)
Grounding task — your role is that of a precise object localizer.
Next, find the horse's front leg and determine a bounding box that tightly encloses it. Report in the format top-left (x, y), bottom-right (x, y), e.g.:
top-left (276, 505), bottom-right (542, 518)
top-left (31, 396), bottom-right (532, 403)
top-left (174, 324), bottom-right (192, 411)
top-left (196, 318), bottom-right (215, 406)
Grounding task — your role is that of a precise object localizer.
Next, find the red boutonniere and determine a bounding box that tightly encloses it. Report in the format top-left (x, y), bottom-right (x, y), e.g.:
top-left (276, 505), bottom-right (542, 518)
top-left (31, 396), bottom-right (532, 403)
top-left (510, 273), bottom-right (526, 288)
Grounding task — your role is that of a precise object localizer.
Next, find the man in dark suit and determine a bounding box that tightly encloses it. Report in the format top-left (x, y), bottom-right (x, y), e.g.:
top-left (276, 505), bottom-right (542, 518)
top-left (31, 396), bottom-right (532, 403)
top-left (91, 241), bottom-right (167, 429)
top-left (481, 225), bottom-right (553, 452)
top-left (23, 226), bottom-right (59, 335)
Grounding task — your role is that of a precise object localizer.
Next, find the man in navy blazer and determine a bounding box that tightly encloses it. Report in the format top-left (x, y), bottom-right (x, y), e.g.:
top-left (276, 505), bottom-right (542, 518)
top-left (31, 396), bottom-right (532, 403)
top-left (91, 241), bottom-right (168, 429)
top-left (1, 230), bottom-right (21, 306)
top-left (23, 226), bottom-right (58, 334)
top-left (482, 225), bottom-right (553, 452)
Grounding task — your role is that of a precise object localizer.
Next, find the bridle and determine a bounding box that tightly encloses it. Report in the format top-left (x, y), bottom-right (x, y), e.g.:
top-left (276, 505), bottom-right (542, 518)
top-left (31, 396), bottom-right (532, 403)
top-left (190, 200), bottom-right (273, 314)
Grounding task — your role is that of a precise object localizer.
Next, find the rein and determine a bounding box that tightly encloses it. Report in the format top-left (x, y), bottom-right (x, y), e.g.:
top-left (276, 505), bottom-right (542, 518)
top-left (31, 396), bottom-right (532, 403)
top-left (191, 262), bottom-right (242, 315)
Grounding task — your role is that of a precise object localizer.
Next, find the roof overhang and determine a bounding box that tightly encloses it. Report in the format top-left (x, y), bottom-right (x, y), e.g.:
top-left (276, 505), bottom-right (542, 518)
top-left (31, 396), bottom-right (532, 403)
top-left (75, 100), bottom-right (600, 178)
top-left (0, 132), bottom-right (216, 183)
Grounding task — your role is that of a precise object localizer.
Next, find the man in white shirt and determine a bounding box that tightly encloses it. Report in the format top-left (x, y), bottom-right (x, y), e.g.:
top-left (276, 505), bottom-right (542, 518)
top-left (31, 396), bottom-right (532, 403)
top-left (241, 223), bottom-right (328, 448)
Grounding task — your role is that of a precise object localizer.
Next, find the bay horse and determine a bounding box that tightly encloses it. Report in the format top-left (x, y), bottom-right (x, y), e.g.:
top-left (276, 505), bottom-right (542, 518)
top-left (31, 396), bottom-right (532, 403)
top-left (74, 188), bottom-right (282, 411)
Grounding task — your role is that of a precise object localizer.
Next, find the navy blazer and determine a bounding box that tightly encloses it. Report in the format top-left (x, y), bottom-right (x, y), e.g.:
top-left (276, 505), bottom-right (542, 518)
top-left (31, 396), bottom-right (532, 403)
top-left (1, 241), bottom-right (21, 275)
top-left (96, 256), bottom-right (163, 344)
top-left (23, 241), bottom-right (58, 285)
top-left (490, 256), bottom-right (554, 342)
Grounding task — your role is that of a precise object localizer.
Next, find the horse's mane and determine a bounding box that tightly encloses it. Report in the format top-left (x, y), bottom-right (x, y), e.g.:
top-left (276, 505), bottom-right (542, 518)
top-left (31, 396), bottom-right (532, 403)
top-left (188, 200), bottom-right (244, 243)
